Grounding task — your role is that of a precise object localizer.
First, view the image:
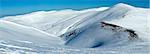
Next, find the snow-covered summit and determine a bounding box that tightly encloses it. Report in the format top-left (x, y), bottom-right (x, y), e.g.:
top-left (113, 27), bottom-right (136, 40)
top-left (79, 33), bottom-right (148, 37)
top-left (113, 3), bottom-right (134, 8)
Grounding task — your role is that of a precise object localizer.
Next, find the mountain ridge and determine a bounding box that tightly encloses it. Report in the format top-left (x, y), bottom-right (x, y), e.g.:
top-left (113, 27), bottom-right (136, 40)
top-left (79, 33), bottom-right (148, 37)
top-left (0, 3), bottom-right (149, 53)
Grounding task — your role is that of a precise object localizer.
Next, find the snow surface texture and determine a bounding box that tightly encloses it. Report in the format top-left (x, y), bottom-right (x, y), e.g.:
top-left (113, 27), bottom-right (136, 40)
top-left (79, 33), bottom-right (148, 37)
top-left (0, 3), bottom-right (150, 54)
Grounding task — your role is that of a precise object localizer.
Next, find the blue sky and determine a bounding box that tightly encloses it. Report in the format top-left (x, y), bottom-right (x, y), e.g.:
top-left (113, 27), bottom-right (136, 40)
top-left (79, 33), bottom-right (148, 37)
top-left (0, 0), bottom-right (149, 17)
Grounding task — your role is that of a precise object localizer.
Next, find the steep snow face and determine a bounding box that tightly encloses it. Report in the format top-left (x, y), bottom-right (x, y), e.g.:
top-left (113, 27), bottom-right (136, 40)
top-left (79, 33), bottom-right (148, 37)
top-left (104, 8), bottom-right (150, 41)
top-left (45, 11), bottom-right (102, 36)
top-left (63, 3), bottom-right (150, 48)
top-left (65, 23), bottom-right (129, 48)
top-left (57, 4), bottom-right (133, 42)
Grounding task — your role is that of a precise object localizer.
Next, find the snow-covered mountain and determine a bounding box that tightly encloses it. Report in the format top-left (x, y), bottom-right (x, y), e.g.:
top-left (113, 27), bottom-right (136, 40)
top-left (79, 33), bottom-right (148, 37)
top-left (0, 3), bottom-right (150, 54)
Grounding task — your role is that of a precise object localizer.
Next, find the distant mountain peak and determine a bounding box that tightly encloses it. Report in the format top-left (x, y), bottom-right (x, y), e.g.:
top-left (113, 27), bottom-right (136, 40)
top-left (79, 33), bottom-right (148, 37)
top-left (112, 3), bottom-right (135, 10)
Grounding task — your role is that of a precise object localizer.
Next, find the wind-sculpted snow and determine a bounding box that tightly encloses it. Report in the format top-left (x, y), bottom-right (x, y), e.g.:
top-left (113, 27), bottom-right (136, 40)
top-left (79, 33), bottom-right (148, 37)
top-left (0, 3), bottom-right (150, 54)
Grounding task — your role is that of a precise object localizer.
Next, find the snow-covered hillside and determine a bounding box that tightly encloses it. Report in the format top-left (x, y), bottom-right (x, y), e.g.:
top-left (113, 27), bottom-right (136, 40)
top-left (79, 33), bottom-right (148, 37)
top-left (0, 3), bottom-right (150, 54)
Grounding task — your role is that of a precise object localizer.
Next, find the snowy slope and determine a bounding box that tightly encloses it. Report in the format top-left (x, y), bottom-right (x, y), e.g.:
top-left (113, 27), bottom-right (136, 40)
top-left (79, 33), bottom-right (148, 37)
top-left (103, 8), bottom-right (150, 41)
top-left (1, 7), bottom-right (108, 37)
top-left (0, 3), bottom-right (150, 54)
top-left (0, 20), bottom-right (67, 53)
top-left (0, 20), bottom-right (64, 46)
top-left (1, 10), bottom-right (80, 31)
top-left (63, 3), bottom-right (136, 47)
